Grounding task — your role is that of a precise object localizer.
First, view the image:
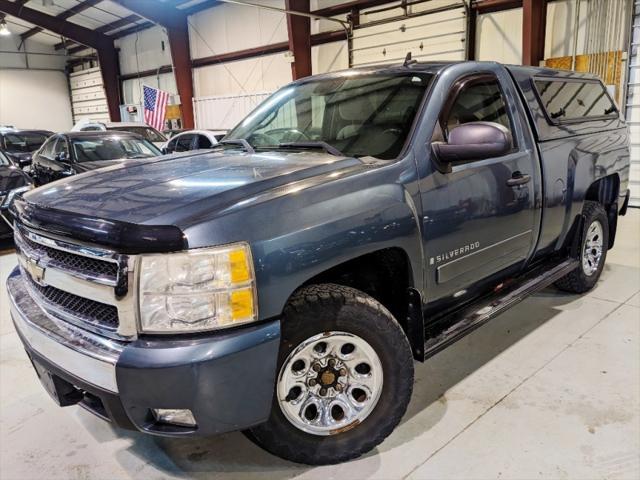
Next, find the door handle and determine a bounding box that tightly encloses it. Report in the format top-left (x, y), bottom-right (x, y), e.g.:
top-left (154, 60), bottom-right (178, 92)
top-left (506, 172), bottom-right (531, 187)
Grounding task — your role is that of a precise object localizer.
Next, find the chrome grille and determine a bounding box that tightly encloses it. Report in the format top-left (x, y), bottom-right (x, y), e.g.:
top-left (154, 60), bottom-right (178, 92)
top-left (15, 228), bottom-right (118, 284)
top-left (13, 223), bottom-right (137, 340)
top-left (24, 273), bottom-right (119, 330)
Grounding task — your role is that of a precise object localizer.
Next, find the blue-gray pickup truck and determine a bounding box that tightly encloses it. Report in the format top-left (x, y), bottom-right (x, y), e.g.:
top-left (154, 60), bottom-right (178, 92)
top-left (7, 61), bottom-right (631, 465)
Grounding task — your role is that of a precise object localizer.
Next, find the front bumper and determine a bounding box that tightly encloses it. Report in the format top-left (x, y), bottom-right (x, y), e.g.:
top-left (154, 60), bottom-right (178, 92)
top-left (8, 267), bottom-right (280, 436)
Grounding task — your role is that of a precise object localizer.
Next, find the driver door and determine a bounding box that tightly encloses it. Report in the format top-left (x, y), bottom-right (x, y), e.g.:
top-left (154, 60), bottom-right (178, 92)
top-left (420, 72), bottom-right (539, 309)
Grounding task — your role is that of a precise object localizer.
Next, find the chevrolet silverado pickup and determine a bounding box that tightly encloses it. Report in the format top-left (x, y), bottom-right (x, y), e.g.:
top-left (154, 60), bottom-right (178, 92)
top-left (7, 61), bottom-right (631, 465)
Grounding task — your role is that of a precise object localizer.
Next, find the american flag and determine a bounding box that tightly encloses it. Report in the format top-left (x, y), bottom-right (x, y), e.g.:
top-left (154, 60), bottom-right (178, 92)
top-left (143, 85), bottom-right (169, 131)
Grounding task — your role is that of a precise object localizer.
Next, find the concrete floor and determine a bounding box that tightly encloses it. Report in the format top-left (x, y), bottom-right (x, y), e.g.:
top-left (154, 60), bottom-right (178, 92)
top-left (0, 211), bottom-right (638, 480)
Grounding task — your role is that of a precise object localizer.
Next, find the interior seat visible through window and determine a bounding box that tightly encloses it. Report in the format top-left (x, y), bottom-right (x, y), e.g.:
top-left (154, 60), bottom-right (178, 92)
top-left (445, 80), bottom-right (511, 134)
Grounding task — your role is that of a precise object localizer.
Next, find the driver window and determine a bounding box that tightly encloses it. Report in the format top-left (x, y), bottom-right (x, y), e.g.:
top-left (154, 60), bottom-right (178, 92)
top-left (52, 138), bottom-right (69, 159)
top-left (197, 135), bottom-right (212, 149)
top-left (440, 78), bottom-right (513, 140)
top-left (39, 137), bottom-right (57, 159)
top-left (175, 135), bottom-right (194, 152)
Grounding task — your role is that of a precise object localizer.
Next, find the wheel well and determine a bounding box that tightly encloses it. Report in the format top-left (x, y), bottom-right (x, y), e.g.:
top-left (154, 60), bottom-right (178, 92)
top-left (300, 248), bottom-right (413, 329)
top-left (585, 174), bottom-right (619, 248)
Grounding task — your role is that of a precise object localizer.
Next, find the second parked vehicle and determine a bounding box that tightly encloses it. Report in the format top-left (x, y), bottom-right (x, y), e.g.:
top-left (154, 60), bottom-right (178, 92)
top-left (0, 150), bottom-right (32, 238)
top-left (161, 129), bottom-right (222, 154)
top-left (0, 128), bottom-right (53, 168)
top-left (71, 121), bottom-right (167, 149)
top-left (31, 131), bottom-right (161, 185)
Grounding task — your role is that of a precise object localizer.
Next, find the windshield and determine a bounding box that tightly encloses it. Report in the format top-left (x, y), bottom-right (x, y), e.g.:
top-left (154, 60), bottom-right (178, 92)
top-left (3, 132), bottom-right (49, 153)
top-left (226, 72), bottom-right (432, 160)
top-left (109, 126), bottom-right (167, 143)
top-left (71, 136), bottom-right (161, 162)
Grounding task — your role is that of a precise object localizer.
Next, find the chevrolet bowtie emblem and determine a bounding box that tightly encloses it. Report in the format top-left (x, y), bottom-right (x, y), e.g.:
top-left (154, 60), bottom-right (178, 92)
top-left (25, 256), bottom-right (45, 285)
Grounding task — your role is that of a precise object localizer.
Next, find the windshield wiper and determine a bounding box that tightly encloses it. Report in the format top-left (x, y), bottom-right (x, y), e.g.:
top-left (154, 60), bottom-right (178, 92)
top-left (218, 139), bottom-right (255, 154)
top-left (277, 141), bottom-right (344, 157)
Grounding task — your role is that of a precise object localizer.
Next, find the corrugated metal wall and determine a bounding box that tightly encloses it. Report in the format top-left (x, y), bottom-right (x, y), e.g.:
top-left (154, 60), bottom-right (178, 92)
top-left (626, 1), bottom-right (640, 207)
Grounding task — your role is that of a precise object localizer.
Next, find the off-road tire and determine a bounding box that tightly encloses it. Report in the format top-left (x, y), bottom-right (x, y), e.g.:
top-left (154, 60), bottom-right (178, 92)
top-left (247, 283), bottom-right (414, 465)
top-left (555, 201), bottom-right (609, 293)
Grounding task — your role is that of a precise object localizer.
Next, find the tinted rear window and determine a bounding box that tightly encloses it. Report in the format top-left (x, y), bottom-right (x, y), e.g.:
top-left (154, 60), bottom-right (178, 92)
top-left (533, 78), bottom-right (617, 123)
top-left (3, 132), bottom-right (49, 152)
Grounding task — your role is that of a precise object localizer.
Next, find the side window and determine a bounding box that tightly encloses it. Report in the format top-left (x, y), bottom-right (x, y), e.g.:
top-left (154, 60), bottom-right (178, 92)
top-left (38, 137), bottom-right (57, 159)
top-left (166, 137), bottom-right (178, 153)
top-left (52, 138), bottom-right (69, 159)
top-left (175, 135), bottom-right (194, 152)
top-left (197, 135), bottom-right (212, 149)
top-left (441, 77), bottom-right (513, 139)
top-left (533, 79), bottom-right (617, 123)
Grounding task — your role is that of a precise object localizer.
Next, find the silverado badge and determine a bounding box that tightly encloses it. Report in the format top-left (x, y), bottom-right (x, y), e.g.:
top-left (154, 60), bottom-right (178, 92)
top-left (24, 255), bottom-right (45, 285)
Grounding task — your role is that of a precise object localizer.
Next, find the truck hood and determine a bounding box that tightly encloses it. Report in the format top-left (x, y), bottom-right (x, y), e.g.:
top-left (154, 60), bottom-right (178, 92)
top-left (23, 150), bottom-right (366, 226)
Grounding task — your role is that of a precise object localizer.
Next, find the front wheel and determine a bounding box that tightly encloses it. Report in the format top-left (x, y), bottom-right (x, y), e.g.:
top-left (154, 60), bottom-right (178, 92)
top-left (555, 201), bottom-right (609, 293)
top-left (247, 284), bottom-right (414, 465)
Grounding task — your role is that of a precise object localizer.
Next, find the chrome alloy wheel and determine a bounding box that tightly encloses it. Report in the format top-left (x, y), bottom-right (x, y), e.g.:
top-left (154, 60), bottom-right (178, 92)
top-left (277, 331), bottom-right (383, 436)
top-left (582, 220), bottom-right (604, 276)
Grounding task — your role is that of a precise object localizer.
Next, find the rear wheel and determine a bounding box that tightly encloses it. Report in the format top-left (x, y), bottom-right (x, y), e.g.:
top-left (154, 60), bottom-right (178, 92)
top-left (555, 201), bottom-right (609, 293)
top-left (247, 283), bottom-right (414, 465)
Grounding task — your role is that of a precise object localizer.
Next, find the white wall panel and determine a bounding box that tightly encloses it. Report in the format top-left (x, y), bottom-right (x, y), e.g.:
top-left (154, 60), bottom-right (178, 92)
top-left (0, 69), bottom-right (73, 131)
top-left (116, 26), bottom-right (172, 76)
top-left (188, 0), bottom-right (287, 60)
top-left (310, 0), bottom-right (351, 34)
top-left (545, 0), bottom-right (587, 58)
top-left (0, 37), bottom-right (67, 70)
top-left (193, 52), bottom-right (292, 98)
top-left (121, 73), bottom-right (178, 105)
top-left (476, 8), bottom-right (523, 64)
top-left (312, 42), bottom-right (349, 74)
top-left (193, 92), bottom-right (271, 130)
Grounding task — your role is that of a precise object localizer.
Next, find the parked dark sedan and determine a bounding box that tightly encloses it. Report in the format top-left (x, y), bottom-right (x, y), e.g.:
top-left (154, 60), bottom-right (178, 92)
top-left (0, 129), bottom-right (53, 168)
top-left (0, 150), bottom-right (32, 239)
top-left (32, 131), bottom-right (161, 186)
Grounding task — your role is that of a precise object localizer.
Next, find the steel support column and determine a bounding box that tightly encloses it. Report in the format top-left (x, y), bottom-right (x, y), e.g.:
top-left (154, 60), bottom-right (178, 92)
top-left (285, 0), bottom-right (312, 80)
top-left (167, 24), bottom-right (195, 129)
top-left (98, 46), bottom-right (122, 123)
top-left (522, 0), bottom-right (547, 66)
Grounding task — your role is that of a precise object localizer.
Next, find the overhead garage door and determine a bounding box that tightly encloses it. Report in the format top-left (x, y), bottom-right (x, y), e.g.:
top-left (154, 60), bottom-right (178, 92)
top-left (69, 67), bottom-right (109, 125)
top-left (626, 1), bottom-right (640, 207)
top-left (350, 2), bottom-right (468, 67)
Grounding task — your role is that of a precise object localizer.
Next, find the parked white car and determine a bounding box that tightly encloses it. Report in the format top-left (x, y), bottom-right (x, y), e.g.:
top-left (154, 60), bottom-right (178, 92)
top-left (71, 120), bottom-right (167, 149)
top-left (161, 129), bottom-right (220, 154)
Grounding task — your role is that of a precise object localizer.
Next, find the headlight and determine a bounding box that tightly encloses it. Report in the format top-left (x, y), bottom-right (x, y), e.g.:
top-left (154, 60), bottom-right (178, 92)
top-left (138, 242), bottom-right (257, 333)
top-left (2, 185), bottom-right (32, 208)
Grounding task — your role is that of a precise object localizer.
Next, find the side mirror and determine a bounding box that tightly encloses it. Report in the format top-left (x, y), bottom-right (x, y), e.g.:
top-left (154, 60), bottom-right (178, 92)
top-left (431, 122), bottom-right (512, 173)
top-left (18, 157), bottom-right (32, 168)
top-left (161, 147), bottom-right (168, 155)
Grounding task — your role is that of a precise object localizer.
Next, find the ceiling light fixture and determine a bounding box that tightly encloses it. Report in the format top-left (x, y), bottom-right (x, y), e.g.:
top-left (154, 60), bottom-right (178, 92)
top-left (0, 19), bottom-right (11, 36)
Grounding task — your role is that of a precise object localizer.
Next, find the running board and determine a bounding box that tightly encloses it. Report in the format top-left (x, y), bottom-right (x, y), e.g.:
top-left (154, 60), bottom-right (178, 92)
top-left (424, 259), bottom-right (579, 359)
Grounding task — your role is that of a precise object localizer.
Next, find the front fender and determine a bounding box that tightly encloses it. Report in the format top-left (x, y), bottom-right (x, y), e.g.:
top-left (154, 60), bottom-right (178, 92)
top-left (251, 183), bottom-right (424, 319)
